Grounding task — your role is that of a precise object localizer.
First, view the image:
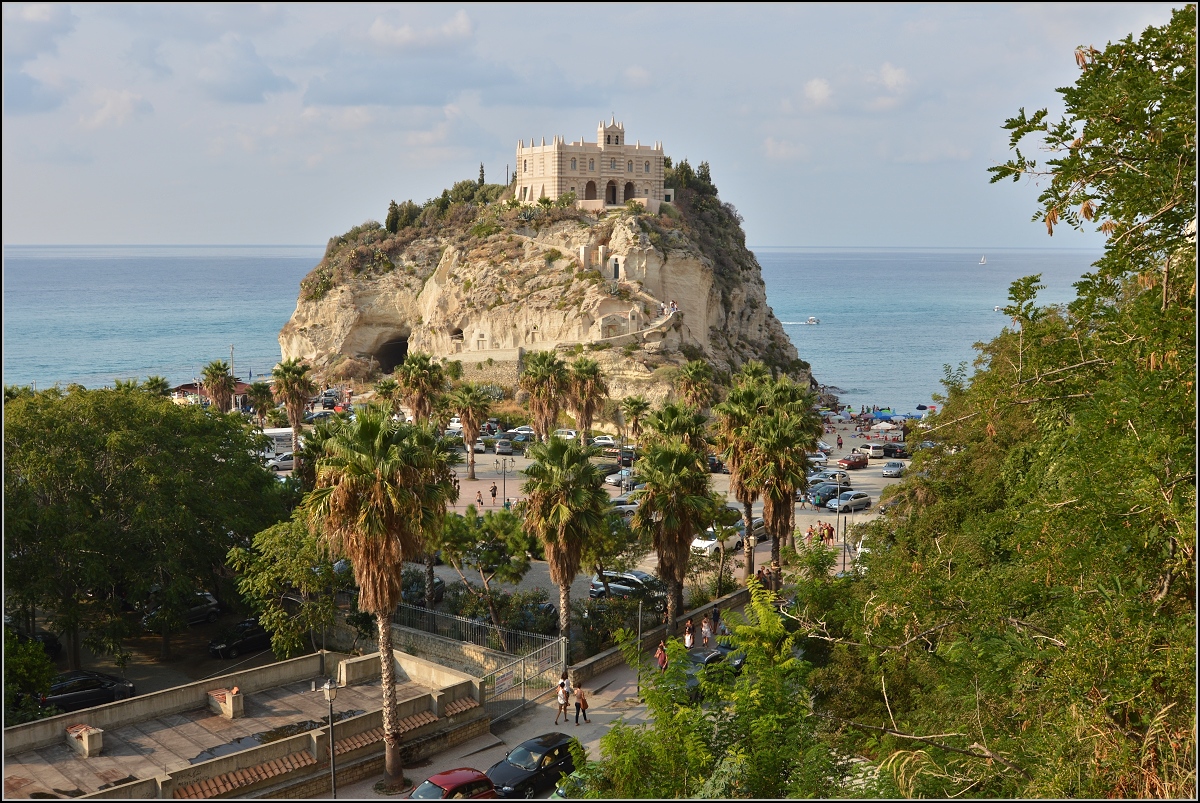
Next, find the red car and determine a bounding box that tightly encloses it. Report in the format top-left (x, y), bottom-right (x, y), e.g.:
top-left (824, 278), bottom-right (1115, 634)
top-left (836, 452), bottom-right (869, 470)
top-left (410, 768), bottom-right (496, 799)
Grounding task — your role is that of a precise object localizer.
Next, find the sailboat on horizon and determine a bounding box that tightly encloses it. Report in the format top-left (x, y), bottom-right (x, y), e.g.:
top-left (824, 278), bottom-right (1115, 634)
top-left (979, 255), bottom-right (987, 264)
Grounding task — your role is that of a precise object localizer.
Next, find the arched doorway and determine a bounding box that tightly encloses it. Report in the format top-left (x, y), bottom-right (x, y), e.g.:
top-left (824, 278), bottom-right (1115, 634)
top-left (606, 181), bottom-right (617, 205)
top-left (623, 182), bottom-right (635, 201)
top-left (585, 181), bottom-right (597, 200)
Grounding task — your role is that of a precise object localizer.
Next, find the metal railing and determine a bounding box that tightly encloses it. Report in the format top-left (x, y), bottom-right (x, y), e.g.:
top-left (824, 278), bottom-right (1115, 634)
top-left (391, 603), bottom-right (557, 657)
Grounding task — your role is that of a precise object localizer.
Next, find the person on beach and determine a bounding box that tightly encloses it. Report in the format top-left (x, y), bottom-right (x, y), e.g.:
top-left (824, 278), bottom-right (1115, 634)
top-left (554, 672), bottom-right (572, 725)
top-left (574, 685), bottom-right (590, 725)
top-left (476, 490), bottom-right (484, 507)
top-left (684, 618), bottom-right (695, 649)
top-left (806, 525), bottom-right (815, 545)
top-left (837, 434), bottom-right (843, 449)
top-left (655, 641), bottom-right (668, 673)
top-left (700, 614), bottom-right (712, 647)
top-left (489, 482), bottom-right (498, 505)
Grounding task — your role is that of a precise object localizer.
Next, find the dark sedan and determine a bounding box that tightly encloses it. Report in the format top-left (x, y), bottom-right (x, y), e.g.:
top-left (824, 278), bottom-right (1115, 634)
top-left (41, 670), bottom-right (136, 713)
top-left (882, 443), bottom-right (910, 459)
top-left (208, 619), bottom-right (272, 659)
top-left (486, 732), bottom-right (577, 798)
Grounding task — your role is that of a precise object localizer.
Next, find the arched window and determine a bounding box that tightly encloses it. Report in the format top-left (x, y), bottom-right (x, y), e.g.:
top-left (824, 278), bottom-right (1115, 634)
top-left (606, 135), bottom-right (611, 144)
top-left (589, 158), bottom-right (594, 171)
top-left (523, 160), bottom-right (527, 172)
top-left (571, 157), bottom-right (577, 170)
top-left (610, 158), bottom-right (616, 169)
top-left (644, 161), bottom-right (650, 173)
top-left (627, 161), bottom-right (633, 172)
top-left (615, 136), bottom-right (620, 144)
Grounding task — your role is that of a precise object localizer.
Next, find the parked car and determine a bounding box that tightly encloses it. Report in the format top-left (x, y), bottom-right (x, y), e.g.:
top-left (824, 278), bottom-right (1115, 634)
top-left (805, 452), bottom-right (828, 467)
top-left (605, 468), bottom-right (636, 487)
top-left (511, 425), bottom-right (535, 435)
top-left (141, 591), bottom-right (221, 630)
top-left (692, 516), bottom-right (765, 556)
top-left (881, 443), bottom-right (910, 458)
top-left (617, 447), bottom-right (637, 468)
top-left (40, 670), bottom-right (136, 713)
top-left (836, 452), bottom-right (870, 470)
top-left (807, 469), bottom-right (852, 487)
top-left (588, 570), bottom-right (666, 608)
top-left (827, 491), bottom-right (872, 512)
top-left (473, 438), bottom-right (486, 453)
top-left (510, 601), bottom-right (558, 634)
top-left (401, 575), bottom-right (446, 607)
top-left (6, 624), bottom-right (62, 659)
top-left (552, 429), bottom-right (577, 441)
top-left (590, 434), bottom-right (616, 447)
top-left (266, 452), bottom-right (294, 472)
top-left (816, 440), bottom-right (833, 454)
top-left (411, 767), bottom-right (497, 799)
top-left (683, 647), bottom-right (744, 700)
top-left (494, 439), bottom-right (514, 455)
top-left (486, 732), bottom-right (577, 798)
top-left (881, 461), bottom-right (907, 478)
top-left (806, 482), bottom-right (850, 507)
top-left (706, 454), bottom-right (729, 474)
top-left (208, 619), bottom-right (272, 659)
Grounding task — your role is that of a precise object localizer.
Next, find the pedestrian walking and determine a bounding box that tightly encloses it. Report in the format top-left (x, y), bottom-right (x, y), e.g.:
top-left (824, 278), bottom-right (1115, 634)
top-left (700, 614), bottom-right (712, 647)
top-left (655, 641), bottom-right (668, 673)
top-left (475, 490), bottom-right (484, 507)
top-left (554, 672), bottom-right (572, 725)
top-left (574, 685), bottom-right (590, 725)
top-left (489, 482), bottom-right (498, 505)
top-left (806, 525), bottom-right (815, 545)
top-left (684, 618), bottom-right (695, 649)
top-left (837, 434), bottom-right (843, 449)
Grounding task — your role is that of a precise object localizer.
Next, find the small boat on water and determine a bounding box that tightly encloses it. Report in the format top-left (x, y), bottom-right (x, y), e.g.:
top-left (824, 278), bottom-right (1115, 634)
top-left (804, 316), bottom-right (820, 325)
top-left (994, 305), bottom-right (1002, 312)
top-left (979, 255), bottom-right (987, 264)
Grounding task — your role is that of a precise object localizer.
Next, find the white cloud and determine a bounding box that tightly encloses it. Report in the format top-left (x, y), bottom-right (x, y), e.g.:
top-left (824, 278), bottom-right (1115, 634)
top-left (762, 136), bottom-right (808, 161)
top-left (197, 34), bottom-right (294, 103)
top-left (877, 62), bottom-right (909, 92)
top-left (368, 10), bottom-right (473, 50)
top-left (623, 65), bottom-right (652, 89)
top-left (804, 78), bottom-right (832, 106)
top-left (79, 88), bottom-right (152, 129)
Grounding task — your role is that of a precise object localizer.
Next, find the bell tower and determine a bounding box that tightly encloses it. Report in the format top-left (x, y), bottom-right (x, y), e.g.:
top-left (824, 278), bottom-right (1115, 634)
top-left (597, 116), bottom-right (625, 150)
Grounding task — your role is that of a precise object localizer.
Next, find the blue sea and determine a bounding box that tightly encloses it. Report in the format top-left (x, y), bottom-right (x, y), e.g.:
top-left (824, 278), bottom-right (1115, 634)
top-left (2, 245), bottom-right (1100, 409)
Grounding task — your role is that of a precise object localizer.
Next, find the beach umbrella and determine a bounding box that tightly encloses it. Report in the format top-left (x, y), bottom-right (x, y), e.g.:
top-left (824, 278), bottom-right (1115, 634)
top-left (871, 421), bottom-right (897, 431)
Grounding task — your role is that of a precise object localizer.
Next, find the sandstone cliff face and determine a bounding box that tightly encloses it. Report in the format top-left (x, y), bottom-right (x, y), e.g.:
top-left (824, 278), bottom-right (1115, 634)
top-left (280, 203), bottom-right (808, 396)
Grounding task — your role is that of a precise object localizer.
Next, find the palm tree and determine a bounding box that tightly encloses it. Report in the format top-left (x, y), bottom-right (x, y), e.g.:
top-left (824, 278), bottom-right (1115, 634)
top-left (740, 379), bottom-right (821, 588)
top-left (518, 350), bottom-right (568, 441)
top-left (566, 357), bottom-right (608, 439)
top-left (247, 381), bottom-right (275, 430)
top-left (201, 360), bottom-right (236, 413)
top-left (521, 439), bottom-right (609, 644)
top-left (143, 375), bottom-right (171, 396)
top-left (733, 360), bottom-right (771, 387)
top-left (630, 442), bottom-right (714, 630)
top-left (448, 383), bottom-right (492, 480)
top-left (713, 380), bottom-right (768, 580)
top-left (375, 378), bottom-right (401, 417)
top-left (620, 395), bottom-right (651, 444)
top-left (304, 407), bottom-right (450, 787)
top-left (272, 358), bottom-right (317, 466)
top-left (112, 377), bottom-right (140, 391)
top-left (394, 352), bottom-right (444, 424)
top-left (644, 402), bottom-right (710, 454)
top-left (675, 359), bottom-right (714, 410)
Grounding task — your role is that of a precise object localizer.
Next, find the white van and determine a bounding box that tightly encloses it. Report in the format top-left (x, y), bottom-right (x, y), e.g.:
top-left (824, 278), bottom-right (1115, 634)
top-left (859, 443), bottom-right (886, 459)
top-left (261, 427), bottom-right (294, 457)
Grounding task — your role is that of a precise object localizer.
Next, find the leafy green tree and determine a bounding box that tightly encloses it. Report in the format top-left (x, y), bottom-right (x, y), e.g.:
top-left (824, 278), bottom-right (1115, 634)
top-left (582, 512), bottom-right (650, 600)
top-left (630, 441), bottom-right (714, 629)
top-left (247, 380), bottom-right (275, 431)
top-left (566, 356), bottom-right (608, 437)
top-left (4, 627), bottom-right (59, 725)
top-left (521, 439), bottom-right (609, 644)
top-left (271, 358), bottom-right (317, 466)
top-left (518, 350), bottom-right (568, 441)
top-left (448, 382), bottom-right (492, 480)
top-left (644, 401), bottom-right (709, 454)
top-left (304, 407), bottom-right (452, 787)
top-left (4, 387), bottom-right (286, 666)
top-left (228, 514), bottom-right (352, 657)
top-left (478, 162), bottom-right (485, 187)
top-left (374, 378), bottom-right (400, 416)
top-left (201, 359), bottom-right (236, 413)
top-left (112, 377), bottom-right (141, 391)
top-left (394, 351), bottom-right (444, 424)
top-left (385, 200), bottom-right (401, 234)
top-left (143, 375), bottom-right (171, 395)
top-left (440, 505), bottom-right (535, 639)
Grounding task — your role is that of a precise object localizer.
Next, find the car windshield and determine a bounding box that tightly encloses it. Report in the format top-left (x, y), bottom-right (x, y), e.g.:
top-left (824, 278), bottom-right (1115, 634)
top-left (696, 531), bottom-right (718, 542)
top-left (410, 779), bottom-right (448, 799)
top-left (507, 744), bottom-right (545, 771)
top-left (838, 492), bottom-right (855, 501)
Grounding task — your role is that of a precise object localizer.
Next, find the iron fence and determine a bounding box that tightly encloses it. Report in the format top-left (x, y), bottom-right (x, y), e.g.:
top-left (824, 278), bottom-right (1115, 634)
top-left (391, 602), bottom-right (557, 656)
top-left (481, 637), bottom-right (566, 723)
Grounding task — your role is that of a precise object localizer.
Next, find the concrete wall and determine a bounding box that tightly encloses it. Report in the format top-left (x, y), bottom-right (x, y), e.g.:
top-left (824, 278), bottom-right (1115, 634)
top-left (79, 777), bottom-right (160, 799)
top-left (158, 731), bottom-right (316, 799)
top-left (3, 652), bottom-right (350, 756)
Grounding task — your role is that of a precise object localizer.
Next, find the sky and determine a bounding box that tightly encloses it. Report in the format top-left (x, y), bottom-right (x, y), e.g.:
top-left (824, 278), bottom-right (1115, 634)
top-left (1, 3), bottom-right (1178, 248)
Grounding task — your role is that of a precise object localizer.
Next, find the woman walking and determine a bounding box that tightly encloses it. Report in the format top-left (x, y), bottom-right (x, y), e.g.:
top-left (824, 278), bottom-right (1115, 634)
top-left (700, 614), bottom-right (712, 648)
top-left (554, 671), bottom-right (572, 725)
top-left (655, 641), bottom-right (668, 673)
top-left (684, 618), bottom-right (695, 649)
top-left (574, 685), bottom-right (590, 725)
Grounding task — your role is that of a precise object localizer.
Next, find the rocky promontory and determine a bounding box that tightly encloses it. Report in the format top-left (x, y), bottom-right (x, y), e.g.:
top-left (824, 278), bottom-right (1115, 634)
top-left (279, 172), bottom-right (810, 400)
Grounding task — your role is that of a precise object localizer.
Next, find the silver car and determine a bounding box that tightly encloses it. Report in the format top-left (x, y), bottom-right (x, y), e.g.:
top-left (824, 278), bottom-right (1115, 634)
top-left (266, 452), bottom-right (294, 472)
top-left (826, 491), bottom-right (872, 513)
top-left (881, 461), bottom-right (907, 478)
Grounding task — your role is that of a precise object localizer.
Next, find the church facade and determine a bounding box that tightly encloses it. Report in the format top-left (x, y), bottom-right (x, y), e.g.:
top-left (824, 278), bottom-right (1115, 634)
top-left (514, 117), bottom-right (668, 209)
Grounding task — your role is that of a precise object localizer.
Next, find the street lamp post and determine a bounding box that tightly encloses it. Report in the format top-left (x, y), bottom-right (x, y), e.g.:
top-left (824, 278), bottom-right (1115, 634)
top-left (323, 679), bottom-right (337, 799)
top-left (494, 457), bottom-right (515, 508)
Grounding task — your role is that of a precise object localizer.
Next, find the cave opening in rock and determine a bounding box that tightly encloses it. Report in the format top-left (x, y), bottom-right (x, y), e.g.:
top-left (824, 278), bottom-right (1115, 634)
top-left (374, 337), bottom-right (409, 373)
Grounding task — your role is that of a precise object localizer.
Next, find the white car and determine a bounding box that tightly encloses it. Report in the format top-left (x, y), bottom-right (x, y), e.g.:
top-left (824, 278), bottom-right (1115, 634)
top-left (817, 440), bottom-right (833, 454)
top-left (591, 435), bottom-right (616, 447)
top-left (692, 517), bottom-right (765, 556)
top-left (512, 425), bottom-right (535, 435)
top-left (806, 452), bottom-right (828, 467)
top-left (552, 429), bottom-right (578, 441)
top-left (267, 452), bottom-right (294, 472)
